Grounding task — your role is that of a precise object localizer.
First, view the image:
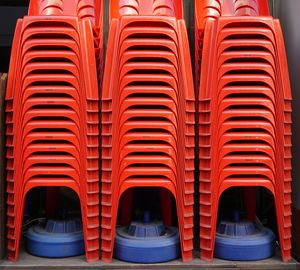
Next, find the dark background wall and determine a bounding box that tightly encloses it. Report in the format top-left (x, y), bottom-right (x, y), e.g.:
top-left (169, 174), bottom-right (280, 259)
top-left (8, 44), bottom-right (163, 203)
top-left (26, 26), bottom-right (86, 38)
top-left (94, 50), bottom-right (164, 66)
top-left (272, 0), bottom-right (300, 210)
top-left (272, 0), bottom-right (300, 260)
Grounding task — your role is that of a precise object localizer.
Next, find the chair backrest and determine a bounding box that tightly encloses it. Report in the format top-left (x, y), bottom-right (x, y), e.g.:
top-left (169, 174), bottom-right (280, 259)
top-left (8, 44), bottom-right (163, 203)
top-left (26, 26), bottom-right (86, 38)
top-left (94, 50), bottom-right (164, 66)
top-left (109, 0), bottom-right (183, 24)
top-left (28, 0), bottom-right (103, 27)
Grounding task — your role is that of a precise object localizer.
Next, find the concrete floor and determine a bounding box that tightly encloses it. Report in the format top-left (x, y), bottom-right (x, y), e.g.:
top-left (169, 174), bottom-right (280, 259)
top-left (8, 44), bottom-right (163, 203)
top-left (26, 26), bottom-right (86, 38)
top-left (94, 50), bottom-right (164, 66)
top-left (0, 246), bottom-right (298, 270)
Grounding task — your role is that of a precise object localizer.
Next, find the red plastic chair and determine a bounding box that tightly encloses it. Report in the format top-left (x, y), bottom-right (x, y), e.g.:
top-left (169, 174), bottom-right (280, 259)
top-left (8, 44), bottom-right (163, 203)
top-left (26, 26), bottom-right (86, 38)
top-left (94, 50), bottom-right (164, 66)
top-left (196, 0), bottom-right (292, 262)
top-left (101, 0), bottom-right (195, 262)
top-left (6, 0), bottom-right (102, 262)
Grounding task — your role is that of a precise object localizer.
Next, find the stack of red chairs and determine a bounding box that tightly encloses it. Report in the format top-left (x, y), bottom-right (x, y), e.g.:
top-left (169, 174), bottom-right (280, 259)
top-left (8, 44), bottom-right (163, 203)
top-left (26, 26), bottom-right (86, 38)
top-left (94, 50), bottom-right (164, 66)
top-left (195, 0), bottom-right (292, 262)
top-left (101, 0), bottom-right (195, 262)
top-left (5, 0), bottom-right (102, 262)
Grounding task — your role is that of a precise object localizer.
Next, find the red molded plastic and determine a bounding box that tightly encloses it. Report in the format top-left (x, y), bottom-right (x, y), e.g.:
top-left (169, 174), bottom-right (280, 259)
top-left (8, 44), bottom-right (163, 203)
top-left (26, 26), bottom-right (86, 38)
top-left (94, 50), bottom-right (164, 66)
top-left (195, 0), bottom-right (292, 262)
top-left (6, 0), bottom-right (103, 262)
top-left (101, 0), bottom-right (195, 263)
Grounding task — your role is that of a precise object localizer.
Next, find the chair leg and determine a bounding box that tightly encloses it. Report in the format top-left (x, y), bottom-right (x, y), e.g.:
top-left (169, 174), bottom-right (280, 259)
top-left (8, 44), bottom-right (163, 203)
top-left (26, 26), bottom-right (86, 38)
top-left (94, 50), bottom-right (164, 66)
top-left (275, 191), bottom-right (292, 261)
top-left (159, 187), bottom-right (173, 226)
top-left (176, 195), bottom-right (193, 262)
top-left (200, 198), bottom-right (218, 261)
top-left (243, 187), bottom-right (256, 222)
top-left (120, 188), bottom-right (134, 226)
top-left (8, 190), bottom-right (26, 262)
top-left (45, 187), bottom-right (58, 219)
top-left (101, 196), bottom-right (118, 262)
top-left (80, 191), bottom-right (100, 262)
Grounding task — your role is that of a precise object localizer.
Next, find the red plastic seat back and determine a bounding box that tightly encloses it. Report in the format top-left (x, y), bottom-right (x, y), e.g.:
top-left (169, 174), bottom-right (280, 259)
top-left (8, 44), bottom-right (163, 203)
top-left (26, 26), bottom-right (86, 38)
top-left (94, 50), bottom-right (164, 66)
top-left (28, 0), bottom-right (76, 16)
top-left (195, 0), bottom-right (269, 30)
top-left (110, 0), bottom-right (183, 22)
top-left (28, 0), bottom-right (102, 27)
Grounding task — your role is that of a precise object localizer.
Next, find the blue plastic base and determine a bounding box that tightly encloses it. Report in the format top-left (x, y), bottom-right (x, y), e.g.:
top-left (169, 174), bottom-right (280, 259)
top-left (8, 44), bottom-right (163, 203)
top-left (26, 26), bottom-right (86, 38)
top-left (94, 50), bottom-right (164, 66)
top-left (26, 219), bottom-right (85, 258)
top-left (114, 224), bottom-right (180, 263)
top-left (214, 225), bottom-right (275, 261)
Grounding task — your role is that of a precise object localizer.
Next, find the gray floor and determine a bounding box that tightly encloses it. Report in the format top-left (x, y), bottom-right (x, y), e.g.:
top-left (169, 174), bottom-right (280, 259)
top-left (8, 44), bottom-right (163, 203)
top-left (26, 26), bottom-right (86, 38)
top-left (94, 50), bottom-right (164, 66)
top-left (0, 247), bottom-right (298, 270)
